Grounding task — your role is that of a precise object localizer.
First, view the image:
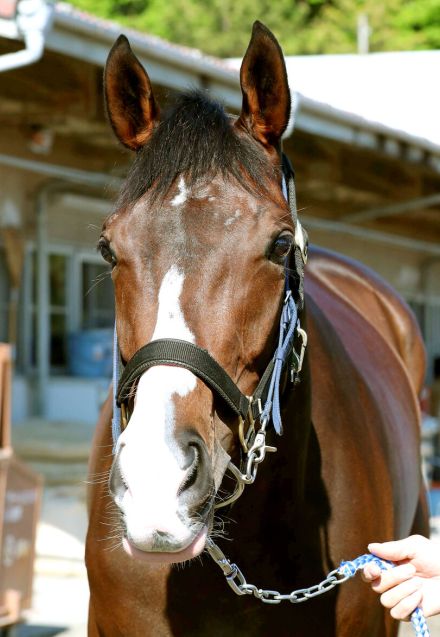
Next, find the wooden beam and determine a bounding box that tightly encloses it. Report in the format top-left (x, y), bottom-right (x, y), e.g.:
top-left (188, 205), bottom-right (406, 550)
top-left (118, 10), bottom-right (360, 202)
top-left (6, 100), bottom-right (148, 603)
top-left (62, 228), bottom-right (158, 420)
top-left (343, 194), bottom-right (440, 223)
top-left (297, 179), bottom-right (382, 207)
top-left (365, 211), bottom-right (440, 244)
top-left (302, 214), bottom-right (440, 256)
top-left (288, 130), bottom-right (432, 202)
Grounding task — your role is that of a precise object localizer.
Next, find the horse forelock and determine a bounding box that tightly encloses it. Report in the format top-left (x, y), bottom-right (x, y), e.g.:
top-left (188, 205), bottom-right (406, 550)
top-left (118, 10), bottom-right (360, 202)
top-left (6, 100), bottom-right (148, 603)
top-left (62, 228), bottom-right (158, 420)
top-left (114, 89), bottom-right (278, 212)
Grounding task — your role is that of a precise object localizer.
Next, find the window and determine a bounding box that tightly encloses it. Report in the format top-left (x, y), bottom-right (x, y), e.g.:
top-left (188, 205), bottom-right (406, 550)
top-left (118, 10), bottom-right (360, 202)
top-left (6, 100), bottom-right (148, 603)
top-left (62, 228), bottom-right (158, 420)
top-left (81, 261), bottom-right (114, 330)
top-left (20, 245), bottom-right (114, 374)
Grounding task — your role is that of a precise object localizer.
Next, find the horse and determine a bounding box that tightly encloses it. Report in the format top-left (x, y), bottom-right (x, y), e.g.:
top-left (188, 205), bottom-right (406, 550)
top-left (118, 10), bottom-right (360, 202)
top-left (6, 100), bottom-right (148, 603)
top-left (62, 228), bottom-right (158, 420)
top-left (86, 21), bottom-right (429, 636)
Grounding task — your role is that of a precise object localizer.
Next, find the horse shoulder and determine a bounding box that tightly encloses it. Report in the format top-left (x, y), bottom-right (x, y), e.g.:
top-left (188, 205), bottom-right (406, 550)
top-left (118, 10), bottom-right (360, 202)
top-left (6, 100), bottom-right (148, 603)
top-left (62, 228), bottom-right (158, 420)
top-left (305, 245), bottom-right (425, 397)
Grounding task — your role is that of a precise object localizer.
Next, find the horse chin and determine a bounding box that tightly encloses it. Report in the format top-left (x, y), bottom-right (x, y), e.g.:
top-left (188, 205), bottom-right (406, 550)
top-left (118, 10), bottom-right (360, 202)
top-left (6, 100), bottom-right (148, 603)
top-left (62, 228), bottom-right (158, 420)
top-left (122, 525), bottom-right (208, 564)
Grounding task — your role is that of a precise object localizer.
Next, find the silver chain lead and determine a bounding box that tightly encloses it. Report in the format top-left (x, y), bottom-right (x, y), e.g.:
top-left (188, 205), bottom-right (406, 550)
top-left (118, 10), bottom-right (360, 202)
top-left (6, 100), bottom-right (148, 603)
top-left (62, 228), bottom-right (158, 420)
top-left (207, 423), bottom-right (351, 605)
top-left (205, 537), bottom-right (351, 605)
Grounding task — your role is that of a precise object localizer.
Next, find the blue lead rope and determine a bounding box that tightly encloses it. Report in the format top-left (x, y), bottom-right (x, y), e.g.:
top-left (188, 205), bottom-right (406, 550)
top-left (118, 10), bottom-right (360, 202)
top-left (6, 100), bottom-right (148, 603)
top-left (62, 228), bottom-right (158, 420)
top-left (338, 554), bottom-right (430, 637)
top-left (260, 279), bottom-right (298, 435)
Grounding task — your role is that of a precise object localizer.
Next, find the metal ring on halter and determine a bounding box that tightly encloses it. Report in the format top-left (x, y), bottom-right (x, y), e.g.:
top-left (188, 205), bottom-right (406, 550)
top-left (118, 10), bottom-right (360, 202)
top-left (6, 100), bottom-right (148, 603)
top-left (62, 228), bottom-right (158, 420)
top-left (291, 326), bottom-right (308, 376)
top-left (238, 397), bottom-right (260, 453)
top-left (213, 461), bottom-right (245, 509)
top-left (238, 415), bottom-right (249, 453)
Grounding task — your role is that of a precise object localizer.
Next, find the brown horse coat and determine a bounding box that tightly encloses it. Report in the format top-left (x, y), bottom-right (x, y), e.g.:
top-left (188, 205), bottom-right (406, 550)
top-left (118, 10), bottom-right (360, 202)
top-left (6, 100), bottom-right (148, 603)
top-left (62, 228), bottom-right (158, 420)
top-left (86, 246), bottom-right (427, 637)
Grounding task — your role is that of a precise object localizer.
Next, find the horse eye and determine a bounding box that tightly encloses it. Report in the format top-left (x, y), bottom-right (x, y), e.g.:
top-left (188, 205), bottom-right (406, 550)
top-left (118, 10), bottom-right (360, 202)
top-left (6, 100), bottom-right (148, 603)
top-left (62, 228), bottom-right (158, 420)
top-left (98, 238), bottom-right (117, 267)
top-left (269, 233), bottom-right (294, 264)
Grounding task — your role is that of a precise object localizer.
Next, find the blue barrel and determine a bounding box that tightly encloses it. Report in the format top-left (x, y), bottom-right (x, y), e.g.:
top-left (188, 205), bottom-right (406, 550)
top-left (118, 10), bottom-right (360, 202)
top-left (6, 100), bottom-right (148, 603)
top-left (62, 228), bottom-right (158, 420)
top-left (67, 329), bottom-right (113, 378)
top-left (430, 487), bottom-right (440, 517)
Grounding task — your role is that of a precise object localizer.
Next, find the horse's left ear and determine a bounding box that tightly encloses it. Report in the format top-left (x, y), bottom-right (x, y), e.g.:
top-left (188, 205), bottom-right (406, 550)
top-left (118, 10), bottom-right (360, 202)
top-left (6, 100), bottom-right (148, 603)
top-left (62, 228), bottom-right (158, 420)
top-left (104, 35), bottom-right (159, 150)
top-left (236, 21), bottom-right (291, 149)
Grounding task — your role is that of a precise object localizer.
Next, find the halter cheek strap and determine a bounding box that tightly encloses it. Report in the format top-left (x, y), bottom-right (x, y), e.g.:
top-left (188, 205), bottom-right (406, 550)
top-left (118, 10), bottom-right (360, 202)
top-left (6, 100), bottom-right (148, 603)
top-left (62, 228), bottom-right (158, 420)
top-left (112, 324), bottom-right (122, 449)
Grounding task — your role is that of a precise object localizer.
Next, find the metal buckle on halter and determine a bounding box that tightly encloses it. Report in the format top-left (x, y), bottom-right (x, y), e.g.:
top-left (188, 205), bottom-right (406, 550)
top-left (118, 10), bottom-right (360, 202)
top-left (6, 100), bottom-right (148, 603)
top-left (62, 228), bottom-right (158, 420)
top-left (121, 403), bottom-right (128, 430)
top-left (290, 326), bottom-right (308, 381)
top-left (238, 397), bottom-right (262, 453)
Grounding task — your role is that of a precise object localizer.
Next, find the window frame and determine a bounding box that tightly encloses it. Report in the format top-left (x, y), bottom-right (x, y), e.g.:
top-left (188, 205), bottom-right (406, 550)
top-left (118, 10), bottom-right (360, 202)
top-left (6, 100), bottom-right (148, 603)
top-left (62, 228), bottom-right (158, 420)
top-left (18, 241), bottom-right (114, 375)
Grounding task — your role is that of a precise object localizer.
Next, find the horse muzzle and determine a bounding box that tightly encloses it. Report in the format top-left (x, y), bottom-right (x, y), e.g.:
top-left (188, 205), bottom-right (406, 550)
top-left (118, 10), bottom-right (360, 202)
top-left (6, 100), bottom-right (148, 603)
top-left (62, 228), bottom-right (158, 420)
top-left (109, 428), bottom-right (215, 561)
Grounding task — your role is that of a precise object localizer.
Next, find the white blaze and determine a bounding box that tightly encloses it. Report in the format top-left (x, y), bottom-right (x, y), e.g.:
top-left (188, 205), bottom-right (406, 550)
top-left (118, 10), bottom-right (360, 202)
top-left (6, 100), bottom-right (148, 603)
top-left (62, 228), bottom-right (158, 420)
top-left (171, 176), bottom-right (189, 207)
top-left (117, 266), bottom-right (198, 550)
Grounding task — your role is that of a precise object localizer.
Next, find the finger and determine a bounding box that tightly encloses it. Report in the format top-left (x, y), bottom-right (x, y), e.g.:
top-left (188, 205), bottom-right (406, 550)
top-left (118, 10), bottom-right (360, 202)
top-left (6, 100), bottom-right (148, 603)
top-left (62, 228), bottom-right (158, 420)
top-left (368, 536), bottom-right (425, 562)
top-left (421, 577), bottom-right (440, 618)
top-left (362, 563), bottom-right (382, 582)
top-left (380, 577), bottom-right (421, 609)
top-left (370, 564), bottom-right (416, 593)
top-left (389, 589), bottom-right (423, 621)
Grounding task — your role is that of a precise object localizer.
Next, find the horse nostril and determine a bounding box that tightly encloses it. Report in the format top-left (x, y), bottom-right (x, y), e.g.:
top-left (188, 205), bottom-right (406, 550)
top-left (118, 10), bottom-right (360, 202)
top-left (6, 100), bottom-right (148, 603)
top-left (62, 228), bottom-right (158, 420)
top-left (176, 434), bottom-right (212, 508)
top-left (178, 445), bottom-right (199, 496)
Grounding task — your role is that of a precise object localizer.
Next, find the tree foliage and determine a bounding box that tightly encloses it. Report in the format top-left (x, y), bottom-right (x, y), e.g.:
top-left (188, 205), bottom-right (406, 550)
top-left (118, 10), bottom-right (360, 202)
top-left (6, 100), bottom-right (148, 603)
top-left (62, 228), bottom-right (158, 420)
top-left (71, 0), bottom-right (440, 56)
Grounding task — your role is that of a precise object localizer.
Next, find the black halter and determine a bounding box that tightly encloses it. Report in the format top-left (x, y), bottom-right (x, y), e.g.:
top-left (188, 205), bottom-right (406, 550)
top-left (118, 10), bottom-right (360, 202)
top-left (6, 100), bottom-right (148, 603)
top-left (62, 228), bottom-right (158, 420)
top-left (112, 154), bottom-right (307, 447)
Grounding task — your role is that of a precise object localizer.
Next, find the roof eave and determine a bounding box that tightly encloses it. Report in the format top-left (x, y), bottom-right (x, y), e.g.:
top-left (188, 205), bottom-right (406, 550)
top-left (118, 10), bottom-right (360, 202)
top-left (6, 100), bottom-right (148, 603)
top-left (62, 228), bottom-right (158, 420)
top-left (48, 5), bottom-right (242, 109)
top-left (2, 5), bottom-right (439, 168)
top-left (294, 93), bottom-right (440, 172)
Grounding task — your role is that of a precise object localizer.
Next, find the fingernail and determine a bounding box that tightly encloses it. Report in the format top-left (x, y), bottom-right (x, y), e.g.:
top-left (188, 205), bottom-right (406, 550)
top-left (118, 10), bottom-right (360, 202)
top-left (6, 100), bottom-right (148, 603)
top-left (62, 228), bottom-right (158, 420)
top-left (368, 543), bottom-right (380, 551)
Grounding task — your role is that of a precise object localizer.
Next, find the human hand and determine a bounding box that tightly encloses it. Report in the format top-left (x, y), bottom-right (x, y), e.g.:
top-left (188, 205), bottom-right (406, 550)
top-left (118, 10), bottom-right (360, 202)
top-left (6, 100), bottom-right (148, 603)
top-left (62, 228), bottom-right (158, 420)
top-left (362, 535), bottom-right (440, 620)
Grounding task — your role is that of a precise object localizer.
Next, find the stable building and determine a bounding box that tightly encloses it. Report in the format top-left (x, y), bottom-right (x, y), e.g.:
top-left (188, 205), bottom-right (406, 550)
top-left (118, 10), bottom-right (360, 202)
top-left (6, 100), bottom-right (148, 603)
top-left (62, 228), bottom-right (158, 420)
top-left (0, 0), bottom-right (439, 426)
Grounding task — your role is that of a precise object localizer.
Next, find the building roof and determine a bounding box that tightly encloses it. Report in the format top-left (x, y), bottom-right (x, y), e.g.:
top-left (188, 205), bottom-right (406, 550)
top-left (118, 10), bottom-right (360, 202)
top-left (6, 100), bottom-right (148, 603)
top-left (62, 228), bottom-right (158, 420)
top-left (228, 51), bottom-right (440, 170)
top-left (0, 5), bottom-right (440, 256)
top-left (1, 3), bottom-right (440, 175)
top-left (0, 1), bottom-right (242, 107)
top-left (284, 51), bottom-right (440, 148)
top-left (50, 8), bottom-right (440, 158)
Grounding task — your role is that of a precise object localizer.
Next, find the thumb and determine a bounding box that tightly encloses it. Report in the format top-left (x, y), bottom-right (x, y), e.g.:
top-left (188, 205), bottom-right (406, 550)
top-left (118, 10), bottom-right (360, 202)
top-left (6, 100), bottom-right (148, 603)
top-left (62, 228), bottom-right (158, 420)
top-left (368, 538), bottom-right (417, 562)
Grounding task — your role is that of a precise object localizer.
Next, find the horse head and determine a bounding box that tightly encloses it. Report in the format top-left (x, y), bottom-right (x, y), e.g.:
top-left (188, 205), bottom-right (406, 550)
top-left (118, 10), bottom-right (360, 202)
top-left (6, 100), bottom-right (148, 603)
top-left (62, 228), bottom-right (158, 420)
top-left (102, 22), bottom-right (302, 564)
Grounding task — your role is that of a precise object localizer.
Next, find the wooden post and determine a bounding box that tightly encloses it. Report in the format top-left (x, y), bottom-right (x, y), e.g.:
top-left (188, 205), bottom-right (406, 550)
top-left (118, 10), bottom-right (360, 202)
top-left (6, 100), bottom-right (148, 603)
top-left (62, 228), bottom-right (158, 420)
top-left (0, 343), bottom-right (11, 451)
top-left (0, 227), bottom-right (25, 348)
top-left (0, 343), bottom-right (43, 628)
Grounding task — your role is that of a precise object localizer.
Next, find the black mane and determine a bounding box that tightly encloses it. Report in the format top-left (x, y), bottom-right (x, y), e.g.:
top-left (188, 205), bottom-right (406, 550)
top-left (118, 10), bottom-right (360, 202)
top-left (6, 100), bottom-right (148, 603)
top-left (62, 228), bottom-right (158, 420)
top-left (116, 90), bottom-right (277, 209)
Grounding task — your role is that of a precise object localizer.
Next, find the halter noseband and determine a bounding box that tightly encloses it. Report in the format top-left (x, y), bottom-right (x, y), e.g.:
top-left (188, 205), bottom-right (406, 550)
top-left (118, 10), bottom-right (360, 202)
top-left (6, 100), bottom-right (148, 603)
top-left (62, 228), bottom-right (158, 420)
top-left (111, 154), bottom-right (308, 483)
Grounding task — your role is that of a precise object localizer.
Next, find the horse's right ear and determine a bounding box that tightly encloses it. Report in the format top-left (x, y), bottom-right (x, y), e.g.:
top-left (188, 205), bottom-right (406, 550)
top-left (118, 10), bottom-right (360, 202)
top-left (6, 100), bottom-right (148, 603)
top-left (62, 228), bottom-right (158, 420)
top-left (104, 35), bottom-right (159, 150)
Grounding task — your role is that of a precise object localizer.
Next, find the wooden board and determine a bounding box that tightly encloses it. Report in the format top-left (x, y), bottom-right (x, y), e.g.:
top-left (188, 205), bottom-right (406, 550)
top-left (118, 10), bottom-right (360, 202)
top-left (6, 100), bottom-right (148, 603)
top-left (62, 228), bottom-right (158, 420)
top-left (0, 454), bottom-right (42, 626)
top-left (0, 343), bottom-right (42, 626)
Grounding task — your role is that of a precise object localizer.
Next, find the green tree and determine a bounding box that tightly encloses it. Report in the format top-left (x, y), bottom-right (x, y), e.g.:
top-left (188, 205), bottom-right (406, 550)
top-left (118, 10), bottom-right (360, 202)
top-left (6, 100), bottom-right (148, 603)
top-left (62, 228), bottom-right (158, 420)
top-left (395, 0), bottom-right (440, 49)
top-left (301, 0), bottom-right (440, 53)
top-left (69, 0), bottom-right (440, 56)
